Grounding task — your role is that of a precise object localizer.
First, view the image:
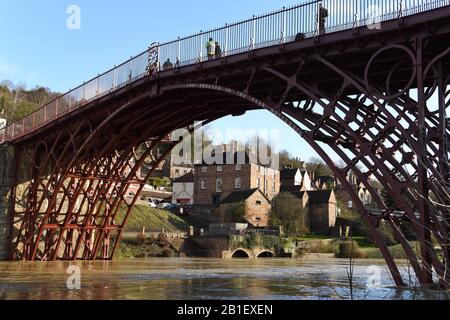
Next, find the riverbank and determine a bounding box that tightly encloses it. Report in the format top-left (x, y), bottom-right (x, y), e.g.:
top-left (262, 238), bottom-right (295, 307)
top-left (287, 237), bottom-right (413, 260)
top-left (113, 205), bottom-right (413, 260)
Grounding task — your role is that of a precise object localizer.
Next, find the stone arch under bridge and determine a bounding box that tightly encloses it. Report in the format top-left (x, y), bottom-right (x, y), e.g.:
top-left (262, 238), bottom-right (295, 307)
top-left (0, 8), bottom-right (448, 288)
top-left (227, 248), bottom-right (275, 259)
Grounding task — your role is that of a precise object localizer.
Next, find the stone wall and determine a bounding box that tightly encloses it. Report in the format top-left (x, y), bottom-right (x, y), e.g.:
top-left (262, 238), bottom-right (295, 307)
top-left (0, 145), bottom-right (15, 260)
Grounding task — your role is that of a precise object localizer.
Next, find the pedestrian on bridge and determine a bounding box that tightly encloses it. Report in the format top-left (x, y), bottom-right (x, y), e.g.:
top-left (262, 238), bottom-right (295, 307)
top-left (163, 58), bottom-right (173, 70)
top-left (318, 3), bottom-right (328, 35)
top-left (206, 38), bottom-right (216, 60)
top-left (215, 42), bottom-right (222, 59)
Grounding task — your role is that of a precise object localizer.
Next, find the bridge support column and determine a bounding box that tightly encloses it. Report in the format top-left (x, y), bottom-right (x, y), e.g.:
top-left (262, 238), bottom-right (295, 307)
top-left (0, 144), bottom-right (15, 260)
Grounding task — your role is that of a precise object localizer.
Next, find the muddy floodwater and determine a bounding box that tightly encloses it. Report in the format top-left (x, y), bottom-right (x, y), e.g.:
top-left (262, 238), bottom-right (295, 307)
top-left (0, 256), bottom-right (448, 300)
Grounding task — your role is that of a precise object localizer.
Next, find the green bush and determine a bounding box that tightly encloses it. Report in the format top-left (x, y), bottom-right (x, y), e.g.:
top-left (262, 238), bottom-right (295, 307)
top-left (271, 193), bottom-right (309, 237)
top-left (308, 241), bottom-right (338, 254)
top-left (336, 240), bottom-right (364, 259)
top-left (223, 202), bottom-right (246, 223)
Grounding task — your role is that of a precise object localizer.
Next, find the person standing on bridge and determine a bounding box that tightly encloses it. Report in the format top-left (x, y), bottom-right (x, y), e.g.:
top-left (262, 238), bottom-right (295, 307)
top-left (206, 38), bottom-right (216, 60)
top-left (317, 3), bottom-right (328, 35)
top-left (163, 58), bottom-right (173, 70)
top-left (215, 42), bottom-right (222, 59)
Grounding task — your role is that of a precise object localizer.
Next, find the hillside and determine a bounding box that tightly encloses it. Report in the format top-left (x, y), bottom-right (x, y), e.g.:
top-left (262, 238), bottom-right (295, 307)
top-left (0, 81), bottom-right (60, 122)
top-left (116, 204), bottom-right (189, 232)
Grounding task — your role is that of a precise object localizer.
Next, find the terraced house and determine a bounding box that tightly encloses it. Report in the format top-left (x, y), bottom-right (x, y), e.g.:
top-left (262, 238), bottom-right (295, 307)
top-left (193, 151), bottom-right (280, 208)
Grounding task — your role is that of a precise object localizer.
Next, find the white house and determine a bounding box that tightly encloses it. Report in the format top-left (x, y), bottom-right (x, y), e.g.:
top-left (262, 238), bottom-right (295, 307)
top-left (172, 172), bottom-right (194, 205)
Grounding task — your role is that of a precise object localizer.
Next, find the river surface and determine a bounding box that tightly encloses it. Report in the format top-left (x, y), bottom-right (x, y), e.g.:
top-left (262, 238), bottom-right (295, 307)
top-left (0, 256), bottom-right (448, 300)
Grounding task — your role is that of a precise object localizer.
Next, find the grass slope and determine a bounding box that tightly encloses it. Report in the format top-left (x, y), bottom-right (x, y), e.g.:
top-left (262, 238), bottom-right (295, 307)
top-left (117, 204), bottom-right (189, 232)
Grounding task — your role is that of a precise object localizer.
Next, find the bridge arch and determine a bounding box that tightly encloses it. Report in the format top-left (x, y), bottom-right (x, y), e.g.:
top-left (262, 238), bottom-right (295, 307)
top-left (256, 251), bottom-right (275, 258)
top-left (231, 249), bottom-right (250, 258)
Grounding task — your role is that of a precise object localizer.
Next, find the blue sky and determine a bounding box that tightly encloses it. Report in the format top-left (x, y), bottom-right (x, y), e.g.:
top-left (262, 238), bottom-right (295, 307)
top-left (0, 0), bottom-right (324, 162)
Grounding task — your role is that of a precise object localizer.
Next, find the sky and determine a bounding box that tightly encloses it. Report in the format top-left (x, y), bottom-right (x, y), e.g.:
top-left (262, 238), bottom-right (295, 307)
top-left (0, 0), bottom-right (324, 162)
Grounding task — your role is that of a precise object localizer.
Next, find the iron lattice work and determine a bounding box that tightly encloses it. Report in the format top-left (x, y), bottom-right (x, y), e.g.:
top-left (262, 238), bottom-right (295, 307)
top-left (2, 6), bottom-right (449, 289)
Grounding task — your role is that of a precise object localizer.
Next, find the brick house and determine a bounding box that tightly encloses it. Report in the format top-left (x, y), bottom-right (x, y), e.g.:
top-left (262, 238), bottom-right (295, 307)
top-left (193, 151), bottom-right (280, 207)
top-left (218, 188), bottom-right (271, 227)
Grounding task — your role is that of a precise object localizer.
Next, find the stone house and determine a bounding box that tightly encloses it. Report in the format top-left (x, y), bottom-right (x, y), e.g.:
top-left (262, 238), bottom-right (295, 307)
top-left (194, 151), bottom-right (280, 207)
top-left (172, 172), bottom-right (194, 205)
top-left (218, 188), bottom-right (271, 227)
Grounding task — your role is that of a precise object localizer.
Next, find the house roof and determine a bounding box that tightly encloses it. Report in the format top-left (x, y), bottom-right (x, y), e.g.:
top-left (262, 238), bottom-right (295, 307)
top-left (173, 172), bottom-right (194, 183)
top-left (280, 185), bottom-right (302, 193)
top-left (280, 168), bottom-right (299, 179)
top-left (281, 168), bottom-right (308, 180)
top-left (220, 188), bottom-right (267, 204)
top-left (306, 190), bottom-right (334, 203)
top-left (286, 190), bottom-right (307, 198)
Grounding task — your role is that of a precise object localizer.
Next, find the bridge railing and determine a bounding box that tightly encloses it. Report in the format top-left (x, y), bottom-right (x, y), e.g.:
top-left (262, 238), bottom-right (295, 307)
top-left (1, 0), bottom-right (448, 143)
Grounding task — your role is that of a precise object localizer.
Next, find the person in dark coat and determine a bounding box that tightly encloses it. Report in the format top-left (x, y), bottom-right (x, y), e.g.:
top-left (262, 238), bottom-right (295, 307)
top-left (318, 3), bottom-right (328, 35)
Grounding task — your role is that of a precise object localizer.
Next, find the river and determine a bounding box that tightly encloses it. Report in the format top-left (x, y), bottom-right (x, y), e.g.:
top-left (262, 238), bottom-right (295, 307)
top-left (0, 256), bottom-right (447, 300)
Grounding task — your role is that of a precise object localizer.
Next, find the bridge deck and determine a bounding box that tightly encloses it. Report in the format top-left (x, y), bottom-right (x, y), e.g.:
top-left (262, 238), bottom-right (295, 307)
top-left (1, 0), bottom-right (449, 144)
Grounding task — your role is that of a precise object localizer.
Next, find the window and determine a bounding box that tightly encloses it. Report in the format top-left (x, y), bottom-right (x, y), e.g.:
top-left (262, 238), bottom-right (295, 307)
top-left (255, 217), bottom-right (261, 222)
top-left (216, 178), bottom-right (223, 193)
top-left (235, 177), bottom-right (241, 189)
top-left (264, 180), bottom-right (268, 192)
top-left (201, 166), bottom-right (207, 173)
top-left (257, 178), bottom-right (261, 188)
top-left (181, 183), bottom-right (186, 192)
top-left (201, 179), bottom-right (207, 190)
top-left (348, 200), bottom-right (353, 208)
top-left (235, 164), bottom-right (241, 171)
top-left (256, 200), bottom-right (262, 206)
top-left (217, 165), bottom-right (223, 172)
top-left (272, 182), bottom-right (276, 192)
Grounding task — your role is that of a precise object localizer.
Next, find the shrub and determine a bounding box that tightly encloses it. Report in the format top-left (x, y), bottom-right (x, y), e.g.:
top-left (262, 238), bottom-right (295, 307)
top-left (308, 241), bottom-right (338, 254)
top-left (271, 193), bottom-right (309, 237)
top-left (136, 233), bottom-right (146, 245)
top-left (336, 240), bottom-right (364, 259)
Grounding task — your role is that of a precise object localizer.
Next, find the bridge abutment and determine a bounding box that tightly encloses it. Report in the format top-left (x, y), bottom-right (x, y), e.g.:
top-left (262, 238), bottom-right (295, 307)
top-left (0, 145), bottom-right (15, 260)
